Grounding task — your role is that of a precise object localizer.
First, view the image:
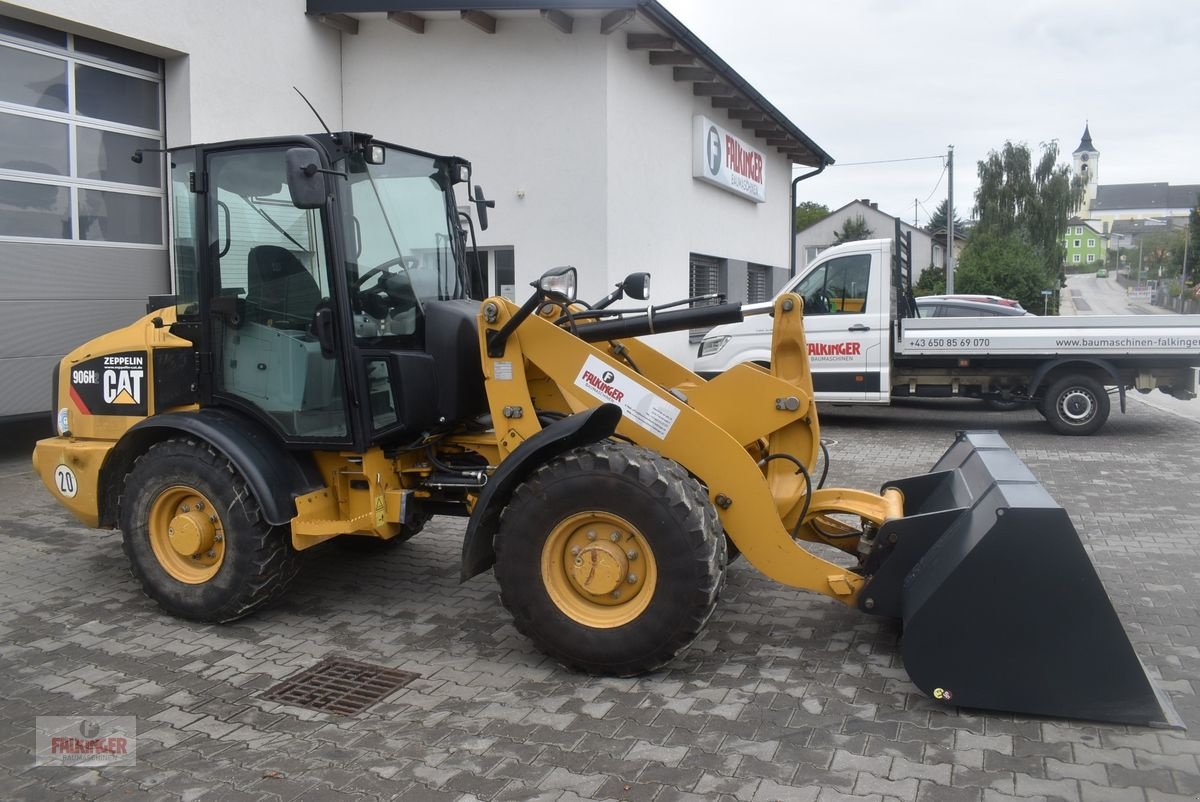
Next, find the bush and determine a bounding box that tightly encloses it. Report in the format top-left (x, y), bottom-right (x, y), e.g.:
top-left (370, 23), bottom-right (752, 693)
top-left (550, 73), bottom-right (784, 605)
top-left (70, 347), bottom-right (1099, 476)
top-left (955, 230), bottom-right (1052, 312)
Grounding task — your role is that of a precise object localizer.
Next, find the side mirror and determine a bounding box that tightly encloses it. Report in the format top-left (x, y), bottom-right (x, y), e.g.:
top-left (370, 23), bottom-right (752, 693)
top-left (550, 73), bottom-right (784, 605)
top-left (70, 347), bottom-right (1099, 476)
top-left (536, 266), bottom-right (577, 302)
top-left (621, 272), bottom-right (650, 301)
top-left (285, 147), bottom-right (328, 209)
top-left (472, 185), bottom-right (495, 231)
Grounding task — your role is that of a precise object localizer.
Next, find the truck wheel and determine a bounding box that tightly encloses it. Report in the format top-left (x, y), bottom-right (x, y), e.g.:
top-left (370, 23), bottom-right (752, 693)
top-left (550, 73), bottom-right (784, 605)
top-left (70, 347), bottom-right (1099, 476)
top-left (1044, 375), bottom-right (1110, 436)
top-left (495, 442), bottom-right (725, 676)
top-left (118, 438), bottom-right (300, 622)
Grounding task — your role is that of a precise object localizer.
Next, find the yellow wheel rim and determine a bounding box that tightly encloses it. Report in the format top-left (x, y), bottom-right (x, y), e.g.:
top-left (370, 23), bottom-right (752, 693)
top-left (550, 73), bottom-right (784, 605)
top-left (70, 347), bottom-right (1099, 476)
top-left (541, 511), bottom-right (658, 629)
top-left (148, 485), bottom-right (226, 584)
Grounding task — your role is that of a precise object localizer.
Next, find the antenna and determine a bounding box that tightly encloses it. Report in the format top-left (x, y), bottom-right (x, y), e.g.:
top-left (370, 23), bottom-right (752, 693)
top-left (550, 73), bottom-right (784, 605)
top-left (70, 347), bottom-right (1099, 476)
top-left (293, 86), bottom-right (332, 135)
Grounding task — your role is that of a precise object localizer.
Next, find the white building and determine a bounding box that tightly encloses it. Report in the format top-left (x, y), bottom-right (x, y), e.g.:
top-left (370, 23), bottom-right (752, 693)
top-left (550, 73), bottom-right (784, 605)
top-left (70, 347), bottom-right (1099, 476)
top-left (795, 199), bottom-right (933, 276)
top-left (1072, 124), bottom-right (1199, 231)
top-left (0, 0), bottom-right (832, 416)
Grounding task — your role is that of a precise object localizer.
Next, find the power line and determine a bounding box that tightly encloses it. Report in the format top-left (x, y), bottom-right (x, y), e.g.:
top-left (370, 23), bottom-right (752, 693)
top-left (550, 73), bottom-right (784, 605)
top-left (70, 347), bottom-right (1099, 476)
top-left (823, 154), bottom-right (946, 168)
top-left (920, 163), bottom-right (948, 204)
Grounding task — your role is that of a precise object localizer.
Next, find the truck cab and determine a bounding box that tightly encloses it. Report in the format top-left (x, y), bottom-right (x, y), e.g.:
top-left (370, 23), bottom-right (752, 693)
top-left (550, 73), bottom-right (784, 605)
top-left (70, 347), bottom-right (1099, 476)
top-left (696, 238), bottom-right (892, 402)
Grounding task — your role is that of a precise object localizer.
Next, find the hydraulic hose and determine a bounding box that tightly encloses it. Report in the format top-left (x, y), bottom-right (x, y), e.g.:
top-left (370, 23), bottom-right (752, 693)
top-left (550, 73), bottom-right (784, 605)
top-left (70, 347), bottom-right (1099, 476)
top-left (758, 452), bottom-right (813, 541)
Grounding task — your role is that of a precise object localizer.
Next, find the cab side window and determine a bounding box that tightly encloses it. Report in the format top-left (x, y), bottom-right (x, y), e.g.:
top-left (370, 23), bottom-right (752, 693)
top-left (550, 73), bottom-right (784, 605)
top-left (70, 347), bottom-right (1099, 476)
top-left (793, 254), bottom-right (871, 315)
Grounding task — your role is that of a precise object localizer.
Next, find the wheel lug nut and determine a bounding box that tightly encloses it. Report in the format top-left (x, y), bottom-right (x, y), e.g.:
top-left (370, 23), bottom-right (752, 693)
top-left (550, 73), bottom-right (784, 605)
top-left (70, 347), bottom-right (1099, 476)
top-left (214, 535), bottom-right (223, 542)
top-left (627, 550), bottom-right (637, 560)
top-left (586, 530), bottom-right (596, 541)
top-left (181, 504), bottom-right (190, 512)
top-left (571, 546), bottom-right (581, 556)
top-left (168, 527), bottom-right (174, 535)
top-left (610, 591), bottom-right (620, 599)
top-left (210, 515), bottom-right (218, 523)
top-left (195, 501), bottom-right (204, 510)
top-left (206, 550), bottom-right (215, 558)
top-left (610, 532), bottom-right (620, 542)
top-left (627, 574), bottom-right (637, 584)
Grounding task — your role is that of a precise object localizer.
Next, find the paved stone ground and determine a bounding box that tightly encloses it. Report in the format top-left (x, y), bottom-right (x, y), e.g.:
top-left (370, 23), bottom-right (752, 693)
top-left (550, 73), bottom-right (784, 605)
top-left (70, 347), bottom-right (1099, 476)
top-left (2, 399), bottom-right (1199, 802)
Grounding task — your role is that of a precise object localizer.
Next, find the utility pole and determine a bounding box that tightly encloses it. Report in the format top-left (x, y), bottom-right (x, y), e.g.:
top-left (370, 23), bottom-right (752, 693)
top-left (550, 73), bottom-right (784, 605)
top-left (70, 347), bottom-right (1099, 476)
top-left (946, 145), bottom-right (955, 294)
top-left (914, 198), bottom-right (918, 227)
top-left (1182, 218), bottom-right (1191, 312)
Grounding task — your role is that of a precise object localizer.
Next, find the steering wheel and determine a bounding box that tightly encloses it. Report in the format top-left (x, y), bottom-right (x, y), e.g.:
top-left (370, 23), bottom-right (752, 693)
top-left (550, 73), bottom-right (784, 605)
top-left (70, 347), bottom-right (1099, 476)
top-left (356, 255), bottom-right (412, 291)
top-left (808, 288), bottom-right (834, 314)
top-left (355, 256), bottom-right (418, 317)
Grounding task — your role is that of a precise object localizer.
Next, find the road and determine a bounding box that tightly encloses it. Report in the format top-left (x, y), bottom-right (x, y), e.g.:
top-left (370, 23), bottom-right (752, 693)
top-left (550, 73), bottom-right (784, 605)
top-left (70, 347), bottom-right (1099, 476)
top-left (1064, 272), bottom-right (1200, 424)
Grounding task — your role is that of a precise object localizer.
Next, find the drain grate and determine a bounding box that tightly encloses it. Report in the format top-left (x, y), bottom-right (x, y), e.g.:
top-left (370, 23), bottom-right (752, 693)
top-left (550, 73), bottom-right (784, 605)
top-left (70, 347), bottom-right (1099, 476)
top-left (262, 658), bottom-right (419, 715)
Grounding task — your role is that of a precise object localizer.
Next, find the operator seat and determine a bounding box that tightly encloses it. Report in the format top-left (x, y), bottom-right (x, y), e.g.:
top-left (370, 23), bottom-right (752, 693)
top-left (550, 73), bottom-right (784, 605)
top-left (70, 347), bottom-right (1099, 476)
top-left (245, 245), bottom-right (322, 328)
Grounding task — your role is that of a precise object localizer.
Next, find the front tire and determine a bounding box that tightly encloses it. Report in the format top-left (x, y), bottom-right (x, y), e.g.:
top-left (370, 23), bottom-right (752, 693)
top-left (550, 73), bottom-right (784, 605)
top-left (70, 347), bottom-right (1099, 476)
top-left (1044, 374), bottom-right (1110, 436)
top-left (119, 438), bottom-right (300, 622)
top-left (495, 442), bottom-right (725, 675)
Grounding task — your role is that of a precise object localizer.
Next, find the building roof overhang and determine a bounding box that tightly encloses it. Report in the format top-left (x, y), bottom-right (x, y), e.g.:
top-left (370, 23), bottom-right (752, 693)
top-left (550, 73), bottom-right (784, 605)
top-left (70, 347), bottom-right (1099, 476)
top-left (305, 0), bottom-right (834, 167)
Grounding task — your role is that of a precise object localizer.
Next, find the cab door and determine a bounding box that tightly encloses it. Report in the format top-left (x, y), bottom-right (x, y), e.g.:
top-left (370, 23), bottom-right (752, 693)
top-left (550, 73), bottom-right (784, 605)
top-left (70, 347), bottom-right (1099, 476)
top-left (789, 246), bottom-right (885, 402)
top-left (203, 145), bottom-right (354, 446)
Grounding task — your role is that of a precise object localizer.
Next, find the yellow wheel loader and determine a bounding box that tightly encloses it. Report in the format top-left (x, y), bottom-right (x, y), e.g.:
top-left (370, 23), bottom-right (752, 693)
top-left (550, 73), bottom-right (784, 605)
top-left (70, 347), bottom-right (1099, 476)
top-left (33, 131), bottom-right (1179, 727)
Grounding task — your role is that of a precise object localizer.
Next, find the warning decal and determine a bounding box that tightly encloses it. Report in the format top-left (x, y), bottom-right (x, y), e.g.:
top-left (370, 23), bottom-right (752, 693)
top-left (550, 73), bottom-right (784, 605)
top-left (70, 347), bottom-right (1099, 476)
top-left (574, 355), bottom-right (681, 440)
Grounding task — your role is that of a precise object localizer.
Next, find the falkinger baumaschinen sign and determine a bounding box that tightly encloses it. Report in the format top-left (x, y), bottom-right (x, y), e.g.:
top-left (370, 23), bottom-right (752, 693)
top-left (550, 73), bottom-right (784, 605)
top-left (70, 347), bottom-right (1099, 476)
top-left (692, 115), bottom-right (766, 203)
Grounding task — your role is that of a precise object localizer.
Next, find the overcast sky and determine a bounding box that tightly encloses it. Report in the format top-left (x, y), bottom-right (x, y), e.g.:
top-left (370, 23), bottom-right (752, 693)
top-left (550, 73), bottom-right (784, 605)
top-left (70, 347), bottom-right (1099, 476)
top-left (667, 0), bottom-right (1200, 227)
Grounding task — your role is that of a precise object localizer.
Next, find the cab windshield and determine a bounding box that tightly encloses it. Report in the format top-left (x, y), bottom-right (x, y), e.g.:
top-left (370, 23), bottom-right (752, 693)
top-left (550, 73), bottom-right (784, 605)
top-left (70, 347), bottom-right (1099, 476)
top-left (344, 146), bottom-right (465, 341)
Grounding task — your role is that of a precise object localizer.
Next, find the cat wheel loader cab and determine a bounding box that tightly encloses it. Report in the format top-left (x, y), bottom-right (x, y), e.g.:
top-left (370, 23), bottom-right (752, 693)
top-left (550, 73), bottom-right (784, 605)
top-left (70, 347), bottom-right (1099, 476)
top-left (33, 130), bottom-right (1181, 729)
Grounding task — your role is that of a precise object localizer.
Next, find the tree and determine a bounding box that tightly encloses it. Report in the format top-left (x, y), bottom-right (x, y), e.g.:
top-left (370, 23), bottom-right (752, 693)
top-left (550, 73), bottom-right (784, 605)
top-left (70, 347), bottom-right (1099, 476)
top-left (913, 265), bottom-right (946, 297)
top-left (955, 230), bottom-right (1048, 312)
top-left (1140, 230), bottom-right (1186, 279)
top-left (925, 199), bottom-right (962, 233)
top-left (833, 215), bottom-right (874, 244)
top-left (970, 140), bottom-right (1084, 313)
top-left (794, 201), bottom-right (830, 233)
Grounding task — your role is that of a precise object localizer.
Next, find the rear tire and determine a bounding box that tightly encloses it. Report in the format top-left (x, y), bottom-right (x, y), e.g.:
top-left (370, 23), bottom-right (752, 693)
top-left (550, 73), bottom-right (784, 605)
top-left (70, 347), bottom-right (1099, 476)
top-left (1044, 375), bottom-right (1110, 436)
top-left (495, 442), bottom-right (725, 675)
top-left (119, 438), bottom-right (300, 622)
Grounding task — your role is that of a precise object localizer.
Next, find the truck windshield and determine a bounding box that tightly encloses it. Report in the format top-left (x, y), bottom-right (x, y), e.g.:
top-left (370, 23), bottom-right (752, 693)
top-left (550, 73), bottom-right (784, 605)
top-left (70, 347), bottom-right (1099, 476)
top-left (345, 147), bottom-right (464, 341)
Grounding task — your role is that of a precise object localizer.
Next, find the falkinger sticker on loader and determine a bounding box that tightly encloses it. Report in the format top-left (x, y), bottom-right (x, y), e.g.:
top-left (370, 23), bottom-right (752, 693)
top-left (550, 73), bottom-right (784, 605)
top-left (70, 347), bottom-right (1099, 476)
top-left (33, 130), bottom-right (1180, 728)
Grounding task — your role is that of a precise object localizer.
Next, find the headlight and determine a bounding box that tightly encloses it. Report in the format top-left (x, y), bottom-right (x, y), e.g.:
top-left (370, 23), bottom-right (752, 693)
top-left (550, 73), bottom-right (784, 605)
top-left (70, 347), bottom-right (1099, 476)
top-left (536, 266), bottom-right (577, 302)
top-left (56, 407), bottom-right (70, 436)
top-left (698, 335), bottom-right (730, 357)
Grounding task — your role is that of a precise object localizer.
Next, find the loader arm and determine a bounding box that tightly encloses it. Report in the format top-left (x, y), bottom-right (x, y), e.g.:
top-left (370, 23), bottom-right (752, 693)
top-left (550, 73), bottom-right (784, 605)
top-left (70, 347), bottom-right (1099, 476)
top-left (476, 292), bottom-right (896, 604)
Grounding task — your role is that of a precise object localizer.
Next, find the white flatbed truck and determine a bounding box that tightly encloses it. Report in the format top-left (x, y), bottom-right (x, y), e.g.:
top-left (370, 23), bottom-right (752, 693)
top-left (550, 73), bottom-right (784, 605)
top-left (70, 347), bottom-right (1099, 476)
top-left (695, 221), bottom-right (1200, 435)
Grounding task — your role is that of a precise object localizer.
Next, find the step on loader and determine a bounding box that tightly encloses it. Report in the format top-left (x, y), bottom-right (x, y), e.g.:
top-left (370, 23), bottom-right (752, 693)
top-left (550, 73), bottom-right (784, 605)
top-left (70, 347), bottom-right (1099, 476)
top-left (32, 131), bottom-right (1180, 728)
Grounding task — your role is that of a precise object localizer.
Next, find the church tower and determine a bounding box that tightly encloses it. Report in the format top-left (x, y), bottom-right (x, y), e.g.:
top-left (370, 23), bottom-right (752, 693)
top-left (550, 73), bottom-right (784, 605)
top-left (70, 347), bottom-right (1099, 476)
top-left (1072, 123), bottom-right (1100, 213)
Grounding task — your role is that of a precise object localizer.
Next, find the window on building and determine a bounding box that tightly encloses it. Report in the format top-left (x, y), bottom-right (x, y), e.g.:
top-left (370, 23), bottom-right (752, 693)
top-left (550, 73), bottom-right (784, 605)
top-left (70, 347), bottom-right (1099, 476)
top-left (1087, 238), bottom-right (1096, 248)
top-left (804, 245), bottom-right (826, 264)
top-left (1072, 254), bottom-right (1081, 263)
top-left (746, 264), bottom-right (772, 303)
top-left (689, 254), bottom-right (723, 342)
top-left (1075, 226), bottom-right (1083, 235)
top-left (494, 248), bottom-right (515, 301)
top-left (1087, 254), bottom-right (1096, 263)
top-left (1073, 239), bottom-right (1081, 248)
top-left (0, 15), bottom-right (164, 247)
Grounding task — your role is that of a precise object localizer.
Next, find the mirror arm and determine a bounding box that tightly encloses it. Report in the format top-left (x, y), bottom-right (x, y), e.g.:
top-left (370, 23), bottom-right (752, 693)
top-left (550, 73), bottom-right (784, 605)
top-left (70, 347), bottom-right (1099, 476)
top-left (302, 164), bottom-right (348, 180)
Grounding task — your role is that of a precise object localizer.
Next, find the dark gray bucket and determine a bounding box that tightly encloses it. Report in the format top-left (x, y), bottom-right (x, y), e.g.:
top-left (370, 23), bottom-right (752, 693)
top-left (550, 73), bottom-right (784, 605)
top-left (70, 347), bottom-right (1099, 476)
top-left (857, 431), bottom-right (1182, 728)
